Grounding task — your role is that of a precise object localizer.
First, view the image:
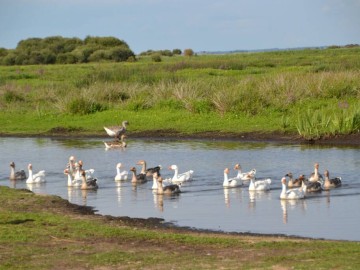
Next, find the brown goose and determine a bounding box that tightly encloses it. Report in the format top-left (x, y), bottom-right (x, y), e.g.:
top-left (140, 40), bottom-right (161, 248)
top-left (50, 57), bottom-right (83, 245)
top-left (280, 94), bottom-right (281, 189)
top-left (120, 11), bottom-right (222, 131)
top-left (129, 167), bottom-right (147, 184)
top-left (104, 120), bottom-right (129, 141)
top-left (285, 172), bottom-right (304, 188)
top-left (323, 170), bottom-right (342, 190)
top-left (154, 172), bottom-right (181, 195)
top-left (9, 161), bottom-right (26, 180)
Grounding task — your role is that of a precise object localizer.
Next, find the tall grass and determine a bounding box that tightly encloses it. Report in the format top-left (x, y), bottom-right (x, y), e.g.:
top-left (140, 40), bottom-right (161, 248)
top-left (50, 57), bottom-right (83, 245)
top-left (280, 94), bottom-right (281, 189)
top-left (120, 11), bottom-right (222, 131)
top-left (296, 102), bottom-right (360, 140)
top-left (0, 47), bottom-right (359, 138)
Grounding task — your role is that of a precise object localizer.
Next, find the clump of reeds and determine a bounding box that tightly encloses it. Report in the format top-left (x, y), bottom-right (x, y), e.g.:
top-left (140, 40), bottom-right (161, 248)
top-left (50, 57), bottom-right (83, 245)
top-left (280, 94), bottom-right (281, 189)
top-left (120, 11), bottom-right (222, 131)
top-left (296, 102), bottom-right (360, 140)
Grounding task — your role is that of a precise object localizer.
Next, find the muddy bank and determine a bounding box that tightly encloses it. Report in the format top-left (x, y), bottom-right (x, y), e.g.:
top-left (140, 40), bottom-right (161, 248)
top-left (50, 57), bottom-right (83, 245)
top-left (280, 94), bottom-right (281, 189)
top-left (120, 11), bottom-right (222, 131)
top-left (1, 130), bottom-right (360, 146)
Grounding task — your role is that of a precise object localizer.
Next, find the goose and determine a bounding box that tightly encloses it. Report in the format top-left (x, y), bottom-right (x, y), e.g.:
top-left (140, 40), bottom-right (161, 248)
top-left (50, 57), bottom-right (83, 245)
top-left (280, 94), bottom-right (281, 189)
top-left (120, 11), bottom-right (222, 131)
top-left (248, 177), bottom-right (271, 191)
top-left (168, 164), bottom-right (194, 183)
top-left (66, 156), bottom-right (76, 176)
top-left (308, 162), bottom-right (323, 182)
top-left (285, 172), bottom-right (304, 188)
top-left (104, 135), bottom-right (127, 149)
top-left (104, 120), bottom-right (129, 141)
top-left (115, 163), bottom-right (128, 181)
top-left (64, 168), bottom-right (81, 187)
top-left (129, 167), bottom-right (147, 184)
top-left (234, 164), bottom-right (256, 181)
top-left (137, 160), bottom-right (161, 176)
top-left (303, 178), bottom-right (322, 193)
top-left (75, 160), bottom-right (95, 181)
top-left (26, 164), bottom-right (46, 184)
top-left (154, 172), bottom-right (181, 195)
top-left (280, 177), bottom-right (306, 200)
top-left (9, 161), bottom-right (26, 180)
top-left (323, 170), bottom-right (342, 190)
top-left (80, 170), bottom-right (98, 190)
top-left (223, 168), bottom-right (242, 188)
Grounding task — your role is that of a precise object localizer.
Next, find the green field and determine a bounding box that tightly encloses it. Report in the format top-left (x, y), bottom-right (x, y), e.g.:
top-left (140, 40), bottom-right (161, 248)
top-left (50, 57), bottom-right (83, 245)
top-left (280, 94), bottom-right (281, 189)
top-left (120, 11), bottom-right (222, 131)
top-left (1, 47), bottom-right (359, 139)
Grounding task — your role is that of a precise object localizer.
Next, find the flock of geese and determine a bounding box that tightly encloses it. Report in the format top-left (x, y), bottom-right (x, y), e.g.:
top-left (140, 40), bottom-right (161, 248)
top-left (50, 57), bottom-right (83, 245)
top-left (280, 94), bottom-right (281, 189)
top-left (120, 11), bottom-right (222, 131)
top-left (224, 161), bottom-right (342, 200)
top-left (8, 157), bottom-right (342, 201)
top-left (7, 120), bottom-right (343, 201)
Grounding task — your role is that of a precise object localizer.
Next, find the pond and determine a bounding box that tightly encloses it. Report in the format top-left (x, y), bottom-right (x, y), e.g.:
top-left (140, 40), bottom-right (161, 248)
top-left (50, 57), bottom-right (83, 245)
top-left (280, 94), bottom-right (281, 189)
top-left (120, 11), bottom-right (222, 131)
top-left (0, 137), bottom-right (359, 241)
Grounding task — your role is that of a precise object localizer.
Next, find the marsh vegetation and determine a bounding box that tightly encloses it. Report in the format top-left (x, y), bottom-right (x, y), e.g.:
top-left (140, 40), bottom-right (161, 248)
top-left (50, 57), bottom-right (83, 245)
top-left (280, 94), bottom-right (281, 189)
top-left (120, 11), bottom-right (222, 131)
top-left (0, 47), bottom-right (359, 139)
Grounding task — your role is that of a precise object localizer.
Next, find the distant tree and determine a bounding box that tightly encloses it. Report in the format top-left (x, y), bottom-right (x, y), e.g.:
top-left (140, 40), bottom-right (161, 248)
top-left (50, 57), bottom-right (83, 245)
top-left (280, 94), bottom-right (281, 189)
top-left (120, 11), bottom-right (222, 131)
top-left (0, 48), bottom-right (8, 57)
top-left (0, 36), bottom-right (135, 65)
top-left (110, 47), bottom-right (135, 62)
top-left (172, 49), bottom-right (182, 55)
top-left (183, 48), bottom-right (194, 57)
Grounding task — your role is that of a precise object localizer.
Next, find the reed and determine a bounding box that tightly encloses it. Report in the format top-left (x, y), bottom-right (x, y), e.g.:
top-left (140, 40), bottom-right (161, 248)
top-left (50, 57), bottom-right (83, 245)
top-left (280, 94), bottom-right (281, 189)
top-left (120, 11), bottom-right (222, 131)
top-left (296, 101), bottom-right (360, 140)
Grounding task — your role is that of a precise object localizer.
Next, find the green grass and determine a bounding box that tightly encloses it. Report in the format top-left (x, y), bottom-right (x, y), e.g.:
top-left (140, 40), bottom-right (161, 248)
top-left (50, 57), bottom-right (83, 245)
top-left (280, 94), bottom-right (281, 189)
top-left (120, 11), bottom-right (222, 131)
top-left (0, 186), bottom-right (360, 269)
top-left (0, 47), bottom-right (359, 139)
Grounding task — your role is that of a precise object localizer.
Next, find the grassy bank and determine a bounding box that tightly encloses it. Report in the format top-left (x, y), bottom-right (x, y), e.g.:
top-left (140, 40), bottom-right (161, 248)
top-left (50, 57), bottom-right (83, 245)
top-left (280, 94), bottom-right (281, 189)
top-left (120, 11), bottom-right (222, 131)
top-left (0, 186), bottom-right (359, 269)
top-left (0, 47), bottom-right (359, 139)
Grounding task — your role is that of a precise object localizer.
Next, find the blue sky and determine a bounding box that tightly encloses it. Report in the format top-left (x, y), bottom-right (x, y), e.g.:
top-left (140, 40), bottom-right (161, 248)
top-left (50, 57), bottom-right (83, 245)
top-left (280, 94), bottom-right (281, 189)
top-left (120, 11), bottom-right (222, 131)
top-left (1, 0), bottom-right (359, 54)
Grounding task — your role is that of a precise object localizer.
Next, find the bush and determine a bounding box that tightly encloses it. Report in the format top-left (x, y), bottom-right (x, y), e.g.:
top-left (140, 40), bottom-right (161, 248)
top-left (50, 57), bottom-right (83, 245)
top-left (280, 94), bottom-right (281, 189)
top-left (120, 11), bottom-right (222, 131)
top-left (152, 54), bottom-right (162, 62)
top-left (184, 48), bottom-right (194, 57)
top-left (66, 98), bottom-right (107, 115)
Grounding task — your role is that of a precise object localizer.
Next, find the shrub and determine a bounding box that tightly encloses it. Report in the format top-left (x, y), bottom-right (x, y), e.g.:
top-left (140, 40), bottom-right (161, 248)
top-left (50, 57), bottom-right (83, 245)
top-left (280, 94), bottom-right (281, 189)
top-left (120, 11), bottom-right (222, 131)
top-left (184, 48), bottom-right (194, 57)
top-left (152, 54), bottom-right (162, 62)
top-left (66, 98), bottom-right (106, 115)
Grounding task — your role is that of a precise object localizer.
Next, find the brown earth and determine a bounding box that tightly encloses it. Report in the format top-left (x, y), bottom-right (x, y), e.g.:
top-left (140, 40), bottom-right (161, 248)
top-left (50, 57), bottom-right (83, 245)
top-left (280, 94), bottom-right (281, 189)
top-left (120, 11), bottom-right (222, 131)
top-left (5, 129), bottom-right (360, 146)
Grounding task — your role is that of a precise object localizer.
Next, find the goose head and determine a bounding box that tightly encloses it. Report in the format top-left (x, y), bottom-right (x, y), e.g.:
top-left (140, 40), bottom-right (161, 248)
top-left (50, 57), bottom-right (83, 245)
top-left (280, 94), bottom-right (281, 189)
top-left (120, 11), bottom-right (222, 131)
top-left (28, 164), bottom-right (33, 170)
top-left (314, 163), bottom-right (319, 169)
top-left (122, 120), bottom-right (129, 127)
top-left (285, 172), bottom-right (293, 178)
top-left (224, 168), bottom-right (230, 175)
top-left (281, 177), bottom-right (287, 185)
top-left (136, 160), bottom-right (146, 165)
top-left (169, 165), bottom-right (178, 170)
top-left (324, 170), bottom-right (329, 178)
top-left (10, 161), bottom-right (15, 168)
top-left (116, 163), bottom-right (122, 169)
top-left (130, 167), bottom-right (137, 173)
top-left (234, 164), bottom-right (241, 170)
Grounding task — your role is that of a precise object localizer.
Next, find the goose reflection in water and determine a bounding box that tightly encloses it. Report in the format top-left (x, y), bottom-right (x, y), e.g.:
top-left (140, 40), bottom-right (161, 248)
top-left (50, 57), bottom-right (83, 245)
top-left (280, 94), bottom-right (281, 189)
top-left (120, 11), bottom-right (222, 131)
top-left (223, 187), bottom-right (243, 208)
top-left (153, 192), bottom-right (164, 212)
top-left (280, 200), bottom-right (307, 224)
top-left (115, 182), bottom-right (124, 206)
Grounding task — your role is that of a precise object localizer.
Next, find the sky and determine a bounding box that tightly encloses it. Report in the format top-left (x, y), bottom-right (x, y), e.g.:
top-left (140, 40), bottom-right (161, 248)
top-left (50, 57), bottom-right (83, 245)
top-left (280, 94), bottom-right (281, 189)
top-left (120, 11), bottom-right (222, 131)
top-left (1, 0), bottom-right (360, 54)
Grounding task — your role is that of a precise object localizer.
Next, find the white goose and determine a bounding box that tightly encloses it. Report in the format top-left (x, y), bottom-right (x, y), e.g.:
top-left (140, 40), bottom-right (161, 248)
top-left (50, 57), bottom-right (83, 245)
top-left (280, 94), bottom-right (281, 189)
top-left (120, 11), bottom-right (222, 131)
top-left (280, 177), bottom-right (306, 200)
top-left (26, 164), bottom-right (46, 184)
top-left (223, 168), bottom-right (242, 188)
top-left (248, 177), bottom-right (271, 191)
top-left (74, 161), bottom-right (95, 181)
top-left (234, 164), bottom-right (256, 181)
top-left (64, 169), bottom-right (81, 187)
top-left (168, 164), bottom-right (193, 183)
top-left (115, 163), bottom-right (128, 181)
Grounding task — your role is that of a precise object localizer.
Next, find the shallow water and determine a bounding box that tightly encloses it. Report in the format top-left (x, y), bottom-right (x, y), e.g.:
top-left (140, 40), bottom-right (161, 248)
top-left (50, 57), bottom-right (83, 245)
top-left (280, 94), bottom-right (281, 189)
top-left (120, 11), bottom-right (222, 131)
top-left (0, 137), bottom-right (359, 241)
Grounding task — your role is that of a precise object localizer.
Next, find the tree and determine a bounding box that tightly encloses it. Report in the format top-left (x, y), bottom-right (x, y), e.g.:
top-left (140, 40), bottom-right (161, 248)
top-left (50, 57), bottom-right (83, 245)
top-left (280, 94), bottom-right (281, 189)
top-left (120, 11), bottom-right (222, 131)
top-left (183, 48), bottom-right (194, 57)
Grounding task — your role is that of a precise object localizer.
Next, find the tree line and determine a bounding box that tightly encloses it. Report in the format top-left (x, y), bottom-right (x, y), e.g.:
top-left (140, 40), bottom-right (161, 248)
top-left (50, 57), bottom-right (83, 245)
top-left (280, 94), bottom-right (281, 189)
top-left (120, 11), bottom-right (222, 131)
top-left (0, 36), bottom-right (136, 65)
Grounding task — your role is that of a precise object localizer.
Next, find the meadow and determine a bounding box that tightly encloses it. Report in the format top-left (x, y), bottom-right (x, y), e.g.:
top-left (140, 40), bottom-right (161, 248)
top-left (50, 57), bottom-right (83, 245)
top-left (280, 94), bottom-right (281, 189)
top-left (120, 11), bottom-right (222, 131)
top-left (0, 47), bottom-right (359, 139)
